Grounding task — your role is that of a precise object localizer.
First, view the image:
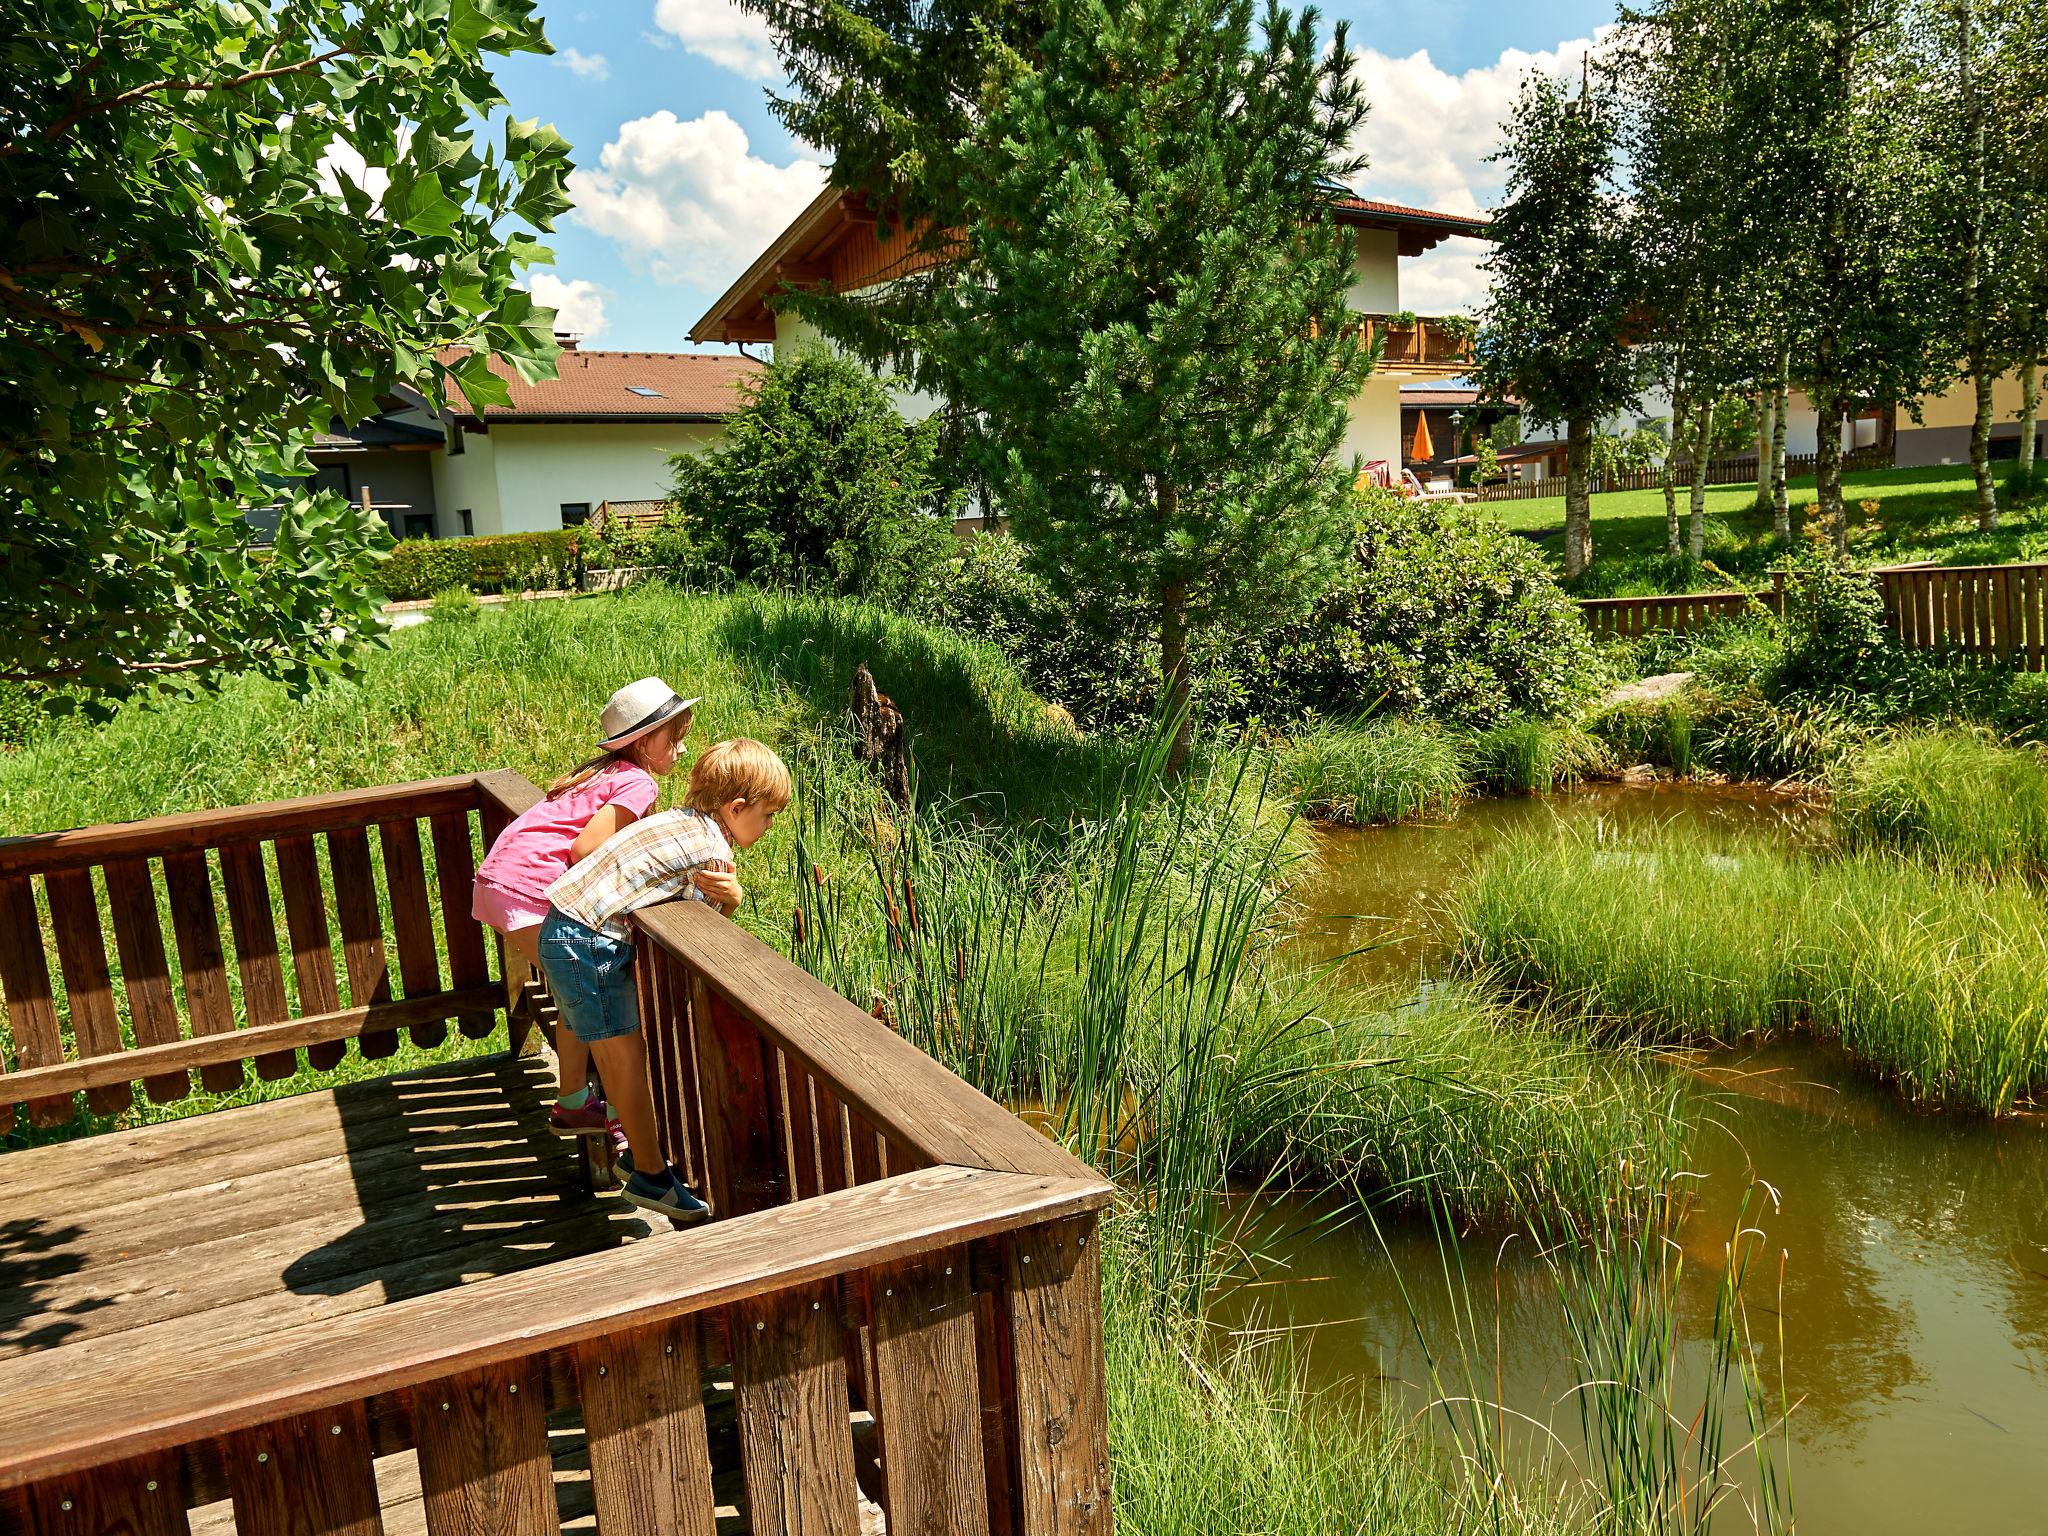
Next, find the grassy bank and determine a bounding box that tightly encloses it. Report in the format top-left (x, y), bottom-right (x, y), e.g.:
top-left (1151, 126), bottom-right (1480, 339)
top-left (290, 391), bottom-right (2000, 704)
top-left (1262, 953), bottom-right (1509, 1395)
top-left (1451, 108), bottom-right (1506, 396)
top-left (1839, 728), bottom-right (2048, 874)
top-left (1458, 826), bottom-right (2048, 1113)
top-left (1488, 463), bottom-right (2048, 596)
top-left (1277, 715), bottom-right (1606, 825)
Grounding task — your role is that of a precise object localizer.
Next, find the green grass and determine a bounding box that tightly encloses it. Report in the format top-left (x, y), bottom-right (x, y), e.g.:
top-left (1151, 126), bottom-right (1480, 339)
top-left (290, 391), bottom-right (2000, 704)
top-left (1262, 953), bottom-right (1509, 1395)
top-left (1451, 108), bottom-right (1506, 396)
top-left (1457, 825), bottom-right (2048, 1113)
top-left (1485, 464), bottom-right (2048, 596)
top-left (1275, 717), bottom-right (1469, 825)
top-left (1839, 728), bottom-right (2048, 874)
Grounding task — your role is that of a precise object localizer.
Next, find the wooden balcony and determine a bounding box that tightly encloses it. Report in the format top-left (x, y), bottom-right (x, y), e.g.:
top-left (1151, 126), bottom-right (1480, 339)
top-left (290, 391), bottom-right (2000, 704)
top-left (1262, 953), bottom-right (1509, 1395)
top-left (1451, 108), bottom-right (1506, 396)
top-left (0, 772), bottom-right (1114, 1535)
top-left (1352, 313), bottom-right (1476, 377)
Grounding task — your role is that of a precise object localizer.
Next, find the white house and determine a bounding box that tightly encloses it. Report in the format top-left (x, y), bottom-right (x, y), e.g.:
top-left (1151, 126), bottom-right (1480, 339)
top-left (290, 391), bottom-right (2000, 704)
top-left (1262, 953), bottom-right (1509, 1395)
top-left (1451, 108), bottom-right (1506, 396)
top-left (686, 186), bottom-right (1489, 474)
top-left (303, 345), bottom-right (762, 541)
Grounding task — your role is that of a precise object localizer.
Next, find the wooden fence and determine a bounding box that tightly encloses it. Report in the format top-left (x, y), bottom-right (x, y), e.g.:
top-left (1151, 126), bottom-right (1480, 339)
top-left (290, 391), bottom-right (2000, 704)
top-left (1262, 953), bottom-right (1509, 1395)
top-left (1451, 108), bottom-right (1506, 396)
top-left (0, 773), bottom-right (1115, 1535)
top-left (1580, 561), bottom-right (2048, 671)
top-left (1478, 445), bottom-right (1894, 503)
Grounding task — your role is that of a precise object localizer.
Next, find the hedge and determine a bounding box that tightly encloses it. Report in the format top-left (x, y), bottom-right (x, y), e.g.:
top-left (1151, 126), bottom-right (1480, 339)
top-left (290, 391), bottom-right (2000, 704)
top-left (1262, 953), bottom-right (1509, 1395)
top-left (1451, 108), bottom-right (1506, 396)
top-left (381, 530), bottom-right (582, 601)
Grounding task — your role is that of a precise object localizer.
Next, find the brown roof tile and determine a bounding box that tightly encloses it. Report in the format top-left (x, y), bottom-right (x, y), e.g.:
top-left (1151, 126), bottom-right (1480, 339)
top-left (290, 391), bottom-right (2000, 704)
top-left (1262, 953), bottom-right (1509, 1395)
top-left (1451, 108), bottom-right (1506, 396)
top-left (440, 348), bottom-right (763, 422)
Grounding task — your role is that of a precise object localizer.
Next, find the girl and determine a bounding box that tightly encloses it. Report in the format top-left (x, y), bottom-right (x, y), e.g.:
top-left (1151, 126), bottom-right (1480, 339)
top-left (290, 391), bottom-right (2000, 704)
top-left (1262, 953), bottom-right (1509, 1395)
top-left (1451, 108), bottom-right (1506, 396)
top-left (472, 676), bottom-right (739, 1135)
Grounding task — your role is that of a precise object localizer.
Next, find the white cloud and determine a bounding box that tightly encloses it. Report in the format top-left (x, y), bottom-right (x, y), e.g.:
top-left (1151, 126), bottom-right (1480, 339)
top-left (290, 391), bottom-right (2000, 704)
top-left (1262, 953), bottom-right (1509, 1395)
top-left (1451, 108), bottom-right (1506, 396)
top-left (652, 0), bottom-right (781, 82)
top-left (554, 47), bottom-right (611, 82)
top-left (528, 274), bottom-right (610, 341)
top-left (316, 135), bottom-right (392, 203)
top-left (1349, 30), bottom-right (1617, 312)
top-left (568, 110), bottom-right (827, 287)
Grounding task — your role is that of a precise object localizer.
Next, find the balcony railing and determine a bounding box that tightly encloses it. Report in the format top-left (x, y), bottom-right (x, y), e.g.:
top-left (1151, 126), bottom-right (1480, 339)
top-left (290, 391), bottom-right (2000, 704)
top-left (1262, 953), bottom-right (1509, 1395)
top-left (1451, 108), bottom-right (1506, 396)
top-left (1352, 313), bottom-right (1476, 372)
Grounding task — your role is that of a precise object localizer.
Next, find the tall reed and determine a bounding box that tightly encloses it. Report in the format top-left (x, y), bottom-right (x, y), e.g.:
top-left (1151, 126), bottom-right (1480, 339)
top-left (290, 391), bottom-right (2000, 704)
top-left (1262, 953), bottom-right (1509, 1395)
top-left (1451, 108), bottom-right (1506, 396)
top-left (1839, 727), bottom-right (2048, 875)
top-left (1277, 717), bottom-right (1468, 825)
top-left (1458, 825), bottom-right (2048, 1112)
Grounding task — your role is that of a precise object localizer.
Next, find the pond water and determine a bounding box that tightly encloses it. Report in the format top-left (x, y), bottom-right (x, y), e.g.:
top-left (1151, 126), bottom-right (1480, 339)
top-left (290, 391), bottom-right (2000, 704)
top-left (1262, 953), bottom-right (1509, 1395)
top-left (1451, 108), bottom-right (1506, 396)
top-left (1226, 787), bottom-right (2048, 1535)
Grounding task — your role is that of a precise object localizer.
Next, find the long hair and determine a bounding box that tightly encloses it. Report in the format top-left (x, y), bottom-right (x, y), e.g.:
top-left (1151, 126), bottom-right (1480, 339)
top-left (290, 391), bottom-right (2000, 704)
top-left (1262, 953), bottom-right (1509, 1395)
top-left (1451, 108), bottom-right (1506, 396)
top-left (545, 709), bottom-right (693, 798)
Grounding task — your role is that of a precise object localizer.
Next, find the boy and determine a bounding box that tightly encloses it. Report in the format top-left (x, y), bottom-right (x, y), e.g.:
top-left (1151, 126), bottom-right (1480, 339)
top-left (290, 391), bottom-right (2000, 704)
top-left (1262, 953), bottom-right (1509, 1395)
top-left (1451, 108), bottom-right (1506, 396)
top-left (538, 737), bottom-right (792, 1220)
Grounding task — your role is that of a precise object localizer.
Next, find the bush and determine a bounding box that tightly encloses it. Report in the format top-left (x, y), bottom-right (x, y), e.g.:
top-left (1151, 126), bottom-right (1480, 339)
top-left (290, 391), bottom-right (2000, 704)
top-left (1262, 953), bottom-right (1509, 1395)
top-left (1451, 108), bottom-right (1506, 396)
top-left (673, 350), bottom-right (957, 606)
top-left (381, 530), bottom-right (581, 601)
top-left (584, 504), bottom-right (694, 574)
top-left (430, 587), bottom-right (481, 626)
top-left (1250, 490), bottom-right (1604, 726)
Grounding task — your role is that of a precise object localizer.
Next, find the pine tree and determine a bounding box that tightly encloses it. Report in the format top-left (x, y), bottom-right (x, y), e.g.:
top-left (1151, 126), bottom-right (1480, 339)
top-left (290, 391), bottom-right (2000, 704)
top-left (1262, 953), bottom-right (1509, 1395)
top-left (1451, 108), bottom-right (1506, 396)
top-left (933, 0), bottom-right (1371, 772)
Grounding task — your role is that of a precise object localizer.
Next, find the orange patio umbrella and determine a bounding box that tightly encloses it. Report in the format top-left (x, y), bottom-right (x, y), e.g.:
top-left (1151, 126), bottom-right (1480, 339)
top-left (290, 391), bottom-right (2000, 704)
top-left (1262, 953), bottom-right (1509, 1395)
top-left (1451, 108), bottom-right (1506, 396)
top-left (1409, 410), bottom-right (1434, 463)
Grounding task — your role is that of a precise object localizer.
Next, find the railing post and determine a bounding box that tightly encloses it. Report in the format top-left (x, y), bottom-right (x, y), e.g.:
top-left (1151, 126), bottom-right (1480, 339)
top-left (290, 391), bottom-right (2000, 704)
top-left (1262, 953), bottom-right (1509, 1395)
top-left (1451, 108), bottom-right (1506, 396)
top-left (690, 977), bottom-right (786, 1217)
top-left (1003, 1215), bottom-right (1112, 1536)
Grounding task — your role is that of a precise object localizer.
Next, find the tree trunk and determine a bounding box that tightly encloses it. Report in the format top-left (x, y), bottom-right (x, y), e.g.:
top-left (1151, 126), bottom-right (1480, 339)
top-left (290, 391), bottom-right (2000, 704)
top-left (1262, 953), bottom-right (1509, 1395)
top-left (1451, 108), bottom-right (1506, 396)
top-left (1753, 391), bottom-right (1774, 512)
top-left (2020, 361), bottom-right (2040, 491)
top-left (1157, 481), bottom-right (1192, 777)
top-left (1971, 368), bottom-right (1999, 531)
top-left (1817, 397), bottom-right (1847, 554)
top-left (1771, 355), bottom-right (1791, 540)
top-left (1959, 0), bottom-right (1996, 532)
top-left (1688, 399), bottom-right (1712, 562)
top-left (1663, 385), bottom-right (1686, 555)
top-left (1564, 416), bottom-right (1594, 578)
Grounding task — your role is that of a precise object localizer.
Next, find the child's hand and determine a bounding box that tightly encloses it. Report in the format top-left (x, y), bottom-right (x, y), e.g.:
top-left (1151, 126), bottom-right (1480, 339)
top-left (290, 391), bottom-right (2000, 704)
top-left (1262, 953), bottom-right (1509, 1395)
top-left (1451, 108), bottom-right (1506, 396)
top-left (694, 861), bottom-right (743, 912)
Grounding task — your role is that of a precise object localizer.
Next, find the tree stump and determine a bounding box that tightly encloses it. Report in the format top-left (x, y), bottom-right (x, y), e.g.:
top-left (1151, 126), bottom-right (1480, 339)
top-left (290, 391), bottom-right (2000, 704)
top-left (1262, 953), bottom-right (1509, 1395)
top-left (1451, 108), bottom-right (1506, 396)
top-left (849, 664), bottom-right (913, 807)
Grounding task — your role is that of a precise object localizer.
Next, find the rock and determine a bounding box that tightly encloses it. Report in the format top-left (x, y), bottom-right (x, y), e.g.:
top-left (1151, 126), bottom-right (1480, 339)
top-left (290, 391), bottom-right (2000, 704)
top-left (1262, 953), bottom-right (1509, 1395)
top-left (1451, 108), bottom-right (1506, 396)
top-left (1599, 671), bottom-right (1695, 710)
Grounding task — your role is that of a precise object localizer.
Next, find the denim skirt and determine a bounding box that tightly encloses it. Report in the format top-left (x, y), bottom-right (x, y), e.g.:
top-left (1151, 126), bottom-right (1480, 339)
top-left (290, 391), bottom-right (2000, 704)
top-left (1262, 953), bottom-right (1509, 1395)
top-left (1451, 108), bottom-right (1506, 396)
top-left (537, 907), bottom-right (640, 1043)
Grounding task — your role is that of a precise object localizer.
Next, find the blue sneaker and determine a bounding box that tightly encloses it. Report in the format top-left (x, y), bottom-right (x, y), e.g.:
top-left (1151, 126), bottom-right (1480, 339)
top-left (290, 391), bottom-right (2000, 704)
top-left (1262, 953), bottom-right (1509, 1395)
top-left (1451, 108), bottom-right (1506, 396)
top-left (621, 1163), bottom-right (711, 1224)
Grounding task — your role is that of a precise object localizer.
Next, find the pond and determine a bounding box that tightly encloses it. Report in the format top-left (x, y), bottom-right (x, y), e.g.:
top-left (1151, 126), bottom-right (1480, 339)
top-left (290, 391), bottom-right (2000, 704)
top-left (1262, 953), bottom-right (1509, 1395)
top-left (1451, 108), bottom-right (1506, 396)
top-left (1225, 786), bottom-right (2048, 1536)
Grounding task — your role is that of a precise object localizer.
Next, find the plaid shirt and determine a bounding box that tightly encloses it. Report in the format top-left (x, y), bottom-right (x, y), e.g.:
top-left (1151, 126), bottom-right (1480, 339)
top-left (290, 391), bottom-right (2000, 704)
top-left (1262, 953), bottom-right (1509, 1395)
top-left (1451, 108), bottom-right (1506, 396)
top-left (546, 808), bottom-right (733, 941)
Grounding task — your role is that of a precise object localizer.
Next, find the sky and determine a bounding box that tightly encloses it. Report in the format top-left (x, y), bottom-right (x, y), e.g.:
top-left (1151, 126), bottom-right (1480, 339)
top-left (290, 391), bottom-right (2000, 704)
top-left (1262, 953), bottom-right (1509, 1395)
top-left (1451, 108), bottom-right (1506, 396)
top-left (491, 1), bottom-right (1619, 353)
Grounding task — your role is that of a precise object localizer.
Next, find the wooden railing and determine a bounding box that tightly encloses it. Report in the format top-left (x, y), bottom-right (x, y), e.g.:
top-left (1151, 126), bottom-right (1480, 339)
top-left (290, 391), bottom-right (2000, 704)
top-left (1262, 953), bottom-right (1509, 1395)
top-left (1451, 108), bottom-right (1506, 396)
top-left (0, 772), bottom-right (527, 1129)
top-left (1478, 444), bottom-right (1895, 502)
top-left (1580, 561), bottom-right (2048, 671)
top-left (0, 772), bottom-right (1116, 1535)
top-left (1352, 313), bottom-right (1475, 373)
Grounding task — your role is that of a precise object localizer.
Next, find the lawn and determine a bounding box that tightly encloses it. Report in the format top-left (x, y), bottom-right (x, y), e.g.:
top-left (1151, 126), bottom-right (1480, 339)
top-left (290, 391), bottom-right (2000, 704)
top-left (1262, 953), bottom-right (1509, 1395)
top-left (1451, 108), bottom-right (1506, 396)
top-left (1481, 463), bottom-right (2048, 596)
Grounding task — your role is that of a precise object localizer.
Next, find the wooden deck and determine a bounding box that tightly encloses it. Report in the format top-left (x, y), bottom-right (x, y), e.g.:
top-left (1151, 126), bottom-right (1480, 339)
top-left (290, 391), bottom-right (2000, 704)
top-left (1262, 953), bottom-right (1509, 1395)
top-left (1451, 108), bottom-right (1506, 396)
top-left (0, 773), bottom-right (1113, 1536)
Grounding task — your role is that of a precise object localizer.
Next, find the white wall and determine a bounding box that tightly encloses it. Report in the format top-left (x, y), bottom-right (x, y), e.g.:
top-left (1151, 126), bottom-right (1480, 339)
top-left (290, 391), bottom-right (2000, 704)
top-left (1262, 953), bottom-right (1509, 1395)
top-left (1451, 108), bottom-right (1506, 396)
top-left (482, 423), bottom-right (727, 535)
top-left (774, 304), bottom-right (944, 423)
top-left (430, 425), bottom-right (502, 535)
top-left (1343, 375), bottom-right (1405, 469)
top-left (1346, 228), bottom-right (1401, 314)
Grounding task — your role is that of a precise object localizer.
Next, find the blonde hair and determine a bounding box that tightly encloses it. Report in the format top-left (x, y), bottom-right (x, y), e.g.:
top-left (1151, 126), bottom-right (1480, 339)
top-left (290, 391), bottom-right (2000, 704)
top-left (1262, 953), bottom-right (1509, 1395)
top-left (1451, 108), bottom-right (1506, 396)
top-left (684, 738), bottom-right (792, 814)
top-left (545, 710), bottom-right (693, 798)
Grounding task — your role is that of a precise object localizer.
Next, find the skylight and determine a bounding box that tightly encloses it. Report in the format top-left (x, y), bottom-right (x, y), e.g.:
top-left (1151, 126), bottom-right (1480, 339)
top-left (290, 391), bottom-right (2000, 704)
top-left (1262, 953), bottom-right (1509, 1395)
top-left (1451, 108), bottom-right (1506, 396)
top-left (626, 385), bottom-right (664, 397)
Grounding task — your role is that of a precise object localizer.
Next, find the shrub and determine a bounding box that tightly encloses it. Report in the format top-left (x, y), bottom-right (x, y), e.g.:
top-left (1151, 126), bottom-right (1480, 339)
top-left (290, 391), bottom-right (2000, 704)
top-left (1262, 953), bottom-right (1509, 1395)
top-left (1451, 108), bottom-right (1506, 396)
top-left (381, 530), bottom-right (580, 601)
top-left (584, 503), bottom-right (695, 574)
top-left (1251, 490), bottom-right (1605, 726)
top-left (673, 350), bottom-right (958, 606)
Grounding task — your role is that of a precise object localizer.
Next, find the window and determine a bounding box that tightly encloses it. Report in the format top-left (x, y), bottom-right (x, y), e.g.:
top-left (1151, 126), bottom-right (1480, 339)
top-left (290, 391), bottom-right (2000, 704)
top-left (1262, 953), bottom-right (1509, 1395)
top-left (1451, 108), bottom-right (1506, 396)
top-left (446, 423), bottom-right (465, 455)
top-left (625, 385), bottom-right (664, 398)
top-left (403, 513), bottom-right (435, 541)
top-left (457, 508), bottom-right (473, 536)
top-left (560, 502), bottom-right (591, 528)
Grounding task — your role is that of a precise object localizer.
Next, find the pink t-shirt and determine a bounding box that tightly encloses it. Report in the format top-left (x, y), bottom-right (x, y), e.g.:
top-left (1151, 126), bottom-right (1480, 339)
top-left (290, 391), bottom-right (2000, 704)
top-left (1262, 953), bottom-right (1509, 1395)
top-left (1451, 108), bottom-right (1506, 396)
top-left (475, 763), bottom-right (660, 902)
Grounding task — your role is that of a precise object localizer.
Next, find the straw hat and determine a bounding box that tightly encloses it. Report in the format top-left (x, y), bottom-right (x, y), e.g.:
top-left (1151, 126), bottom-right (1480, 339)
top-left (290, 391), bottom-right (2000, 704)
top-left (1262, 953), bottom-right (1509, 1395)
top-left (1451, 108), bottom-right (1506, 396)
top-left (597, 677), bottom-right (698, 751)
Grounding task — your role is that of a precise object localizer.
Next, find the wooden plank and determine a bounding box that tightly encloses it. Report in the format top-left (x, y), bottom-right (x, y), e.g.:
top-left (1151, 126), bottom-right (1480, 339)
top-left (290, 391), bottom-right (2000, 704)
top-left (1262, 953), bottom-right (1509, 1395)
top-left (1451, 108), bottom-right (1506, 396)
top-left (787, 1064), bottom-right (823, 1203)
top-left (428, 812), bottom-right (495, 1040)
top-left (220, 841), bottom-right (298, 1082)
top-left (692, 976), bottom-right (783, 1218)
top-left (42, 870), bottom-right (130, 1117)
top-left (0, 875), bottom-right (66, 1128)
top-left (2028, 568), bottom-right (2044, 670)
top-left (972, 1251), bottom-right (1022, 1536)
top-left (2001, 567), bottom-right (2021, 663)
top-left (637, 902), bottom-right (1094, 1185)
top-left (327, 828), bottom-right (395, 1059)
top-left (274, 835), bottom-right (348, 1072)
top-left (162, 850), bottom-right (244, 1096)
top-left (0, 777), bottom-right (481, 879)
top-left (1004, 1218), bottom-right (1111, 1536)
top-left (379, 820), bottom-right (445, 1049)
top-left (0, 987), bottom-right (503, 1106)
top-left (412, 1357), bottom-right (558, 1536)
top-left (814, 1083), bottom-right (851, 1194)
top-left (22, 1450), bottom-right (187, 1536)
top-left (850, 1111), bottom-right (883, 1188)
top-left (729, 1281), bottom-right (861, 1536)
top-left (474, 778), bottom-right (532, 1054)
top-left (0, 1166), bottom-right (1108, 1491)
top-left (576, 1316), bottom-right (717, 1536)
top-left (869, 1248), bottom-right (991, 1536)
top-left (226, 1402), bottom-right (384, 1536)
top-left (103, 858), bottom-right (190, 1105)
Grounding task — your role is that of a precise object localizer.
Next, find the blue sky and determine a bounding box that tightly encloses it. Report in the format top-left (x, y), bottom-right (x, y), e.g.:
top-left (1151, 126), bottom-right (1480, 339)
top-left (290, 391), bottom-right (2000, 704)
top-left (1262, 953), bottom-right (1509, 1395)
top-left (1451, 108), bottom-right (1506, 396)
top-left (492, 1), bottom-right (1618, 352)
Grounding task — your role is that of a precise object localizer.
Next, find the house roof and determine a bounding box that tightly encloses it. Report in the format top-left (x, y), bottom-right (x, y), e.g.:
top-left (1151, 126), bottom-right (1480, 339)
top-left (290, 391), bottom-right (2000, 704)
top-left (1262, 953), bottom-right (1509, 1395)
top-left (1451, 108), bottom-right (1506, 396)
top-left (690, 184), bottom-right (1489, 344)
top-left (311, 414), bottom-right (446, 451)
top-left (440, 348), bottom-right (764, 424)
